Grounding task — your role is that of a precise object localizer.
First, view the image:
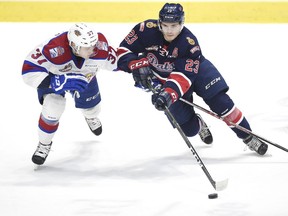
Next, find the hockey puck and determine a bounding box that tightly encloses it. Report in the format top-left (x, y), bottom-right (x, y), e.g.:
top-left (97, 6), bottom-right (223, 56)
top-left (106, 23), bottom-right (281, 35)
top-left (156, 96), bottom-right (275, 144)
top-left (208, 193), bottom-right (218, 199)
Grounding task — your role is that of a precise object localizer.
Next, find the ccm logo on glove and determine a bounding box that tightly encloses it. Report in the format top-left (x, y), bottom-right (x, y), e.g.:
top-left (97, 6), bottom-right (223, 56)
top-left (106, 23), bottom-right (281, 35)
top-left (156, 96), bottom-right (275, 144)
top-left (128, 58), bottom-right (149, 70)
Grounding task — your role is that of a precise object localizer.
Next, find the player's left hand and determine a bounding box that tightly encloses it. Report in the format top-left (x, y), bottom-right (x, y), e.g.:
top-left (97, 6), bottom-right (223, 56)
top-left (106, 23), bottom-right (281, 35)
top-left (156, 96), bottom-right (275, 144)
top-left (152, 90), bottom-right (172, 111)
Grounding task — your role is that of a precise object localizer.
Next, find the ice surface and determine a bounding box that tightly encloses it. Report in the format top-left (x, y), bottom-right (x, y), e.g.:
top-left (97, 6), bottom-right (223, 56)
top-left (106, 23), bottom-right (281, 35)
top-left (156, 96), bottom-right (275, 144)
top-left (1, 23), bottom-right (288, 216)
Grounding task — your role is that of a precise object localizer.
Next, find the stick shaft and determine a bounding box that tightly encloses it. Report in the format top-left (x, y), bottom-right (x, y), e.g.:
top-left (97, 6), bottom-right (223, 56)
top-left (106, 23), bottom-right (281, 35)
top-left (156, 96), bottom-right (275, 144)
top-left (164, 107), bottom-right (220, 189)
top-left (180, 98), bottom-right (288, 152)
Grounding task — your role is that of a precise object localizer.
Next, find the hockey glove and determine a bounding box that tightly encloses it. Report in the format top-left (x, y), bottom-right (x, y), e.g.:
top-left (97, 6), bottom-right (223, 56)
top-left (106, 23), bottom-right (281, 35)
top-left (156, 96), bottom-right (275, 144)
top-left (134, 76), bottom-right (162, 92)
top-left (50, 73), bottom-right (89, 93)
top-left (128, 58), bottom-right (152, 89)
top-left (152, 90), bottom-right (172, 111)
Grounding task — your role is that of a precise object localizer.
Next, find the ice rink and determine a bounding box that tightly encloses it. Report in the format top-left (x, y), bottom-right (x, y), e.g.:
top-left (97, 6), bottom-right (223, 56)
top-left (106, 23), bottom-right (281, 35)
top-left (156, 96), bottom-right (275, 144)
top-left (1, 22), bottom-right (288, 216)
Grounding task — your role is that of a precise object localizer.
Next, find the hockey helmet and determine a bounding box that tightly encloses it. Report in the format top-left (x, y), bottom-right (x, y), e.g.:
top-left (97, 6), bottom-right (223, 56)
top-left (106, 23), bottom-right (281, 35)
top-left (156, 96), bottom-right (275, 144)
top-left (67, 23), bottom-right (98, 54)
top-left (159, 3), bottom-right (185, 24)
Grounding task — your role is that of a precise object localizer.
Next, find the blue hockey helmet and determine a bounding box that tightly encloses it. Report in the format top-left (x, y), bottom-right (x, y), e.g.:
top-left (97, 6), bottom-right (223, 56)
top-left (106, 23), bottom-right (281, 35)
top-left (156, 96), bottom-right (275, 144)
top-left (159, 3), bottom-right (185, 24)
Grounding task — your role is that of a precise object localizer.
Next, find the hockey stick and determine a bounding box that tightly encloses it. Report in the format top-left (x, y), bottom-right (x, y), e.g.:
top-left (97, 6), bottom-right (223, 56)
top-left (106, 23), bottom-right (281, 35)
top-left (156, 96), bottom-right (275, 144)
top-left (180, 98), bottom-right (288, 153)
top-left (163, 106), bottom-right (228, 191)
top-left (148, 82), bottom-right (228, 191)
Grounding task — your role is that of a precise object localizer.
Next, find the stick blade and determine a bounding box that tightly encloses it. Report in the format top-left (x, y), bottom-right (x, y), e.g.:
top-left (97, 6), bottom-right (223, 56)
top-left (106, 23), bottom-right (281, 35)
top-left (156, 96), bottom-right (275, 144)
top-left (215, 178), bottom-right (229, 191)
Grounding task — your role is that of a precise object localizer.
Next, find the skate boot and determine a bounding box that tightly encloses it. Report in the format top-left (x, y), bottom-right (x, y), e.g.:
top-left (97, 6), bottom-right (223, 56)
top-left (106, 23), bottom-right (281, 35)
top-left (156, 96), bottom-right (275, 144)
top-left (197, 114), bottom-right (213, 144)
top-left (85, 117), bottom-right (102, 136)
top-left (243, 135), bottom-right (268, 155)
top-left (32, 142), bottom-right (52, 165)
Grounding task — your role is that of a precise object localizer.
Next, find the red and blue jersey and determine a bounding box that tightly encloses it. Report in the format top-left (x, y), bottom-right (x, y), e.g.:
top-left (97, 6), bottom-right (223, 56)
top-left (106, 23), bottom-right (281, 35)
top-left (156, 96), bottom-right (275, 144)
top-left (117, 19), bottom-right (206, 101)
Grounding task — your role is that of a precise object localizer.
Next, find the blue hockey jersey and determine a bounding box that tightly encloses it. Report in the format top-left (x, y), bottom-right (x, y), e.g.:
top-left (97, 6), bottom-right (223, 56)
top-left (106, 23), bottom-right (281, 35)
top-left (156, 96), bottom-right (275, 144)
top-left (117, 19), bottom-right (206, 101)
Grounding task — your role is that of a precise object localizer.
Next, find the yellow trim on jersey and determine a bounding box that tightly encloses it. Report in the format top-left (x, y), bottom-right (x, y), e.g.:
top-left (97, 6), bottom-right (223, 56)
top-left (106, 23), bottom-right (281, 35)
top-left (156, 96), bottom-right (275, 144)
top-left (1, 2), bottom-right (288, 23)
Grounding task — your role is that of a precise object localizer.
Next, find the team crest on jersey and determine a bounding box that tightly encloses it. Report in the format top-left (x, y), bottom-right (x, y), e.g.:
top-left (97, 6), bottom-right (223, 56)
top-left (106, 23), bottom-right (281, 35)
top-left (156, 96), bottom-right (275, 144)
top-left (147, 53), bottom-right (174, 72)
top-left (186, 37), bottom-right (195, 45)
top-left (146, 22), bottom-right (157, 28)
top-left (49, 46), bottom-right (65, 58)
top-left (59, 63), bottom-right (72, 72)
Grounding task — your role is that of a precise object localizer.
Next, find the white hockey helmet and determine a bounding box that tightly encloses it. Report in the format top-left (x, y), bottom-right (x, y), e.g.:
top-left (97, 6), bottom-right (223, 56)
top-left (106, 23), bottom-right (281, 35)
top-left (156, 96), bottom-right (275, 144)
top-left (67, 23), bottom-right (98, 54)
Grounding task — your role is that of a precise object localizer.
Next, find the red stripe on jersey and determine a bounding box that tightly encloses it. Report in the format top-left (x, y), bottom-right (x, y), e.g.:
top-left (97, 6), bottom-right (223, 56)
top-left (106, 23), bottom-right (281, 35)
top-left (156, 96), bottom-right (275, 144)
top-left (168, 72), bottom-right (192, 95)
top-left (22, 63), bottom-right (38, 74)
top-left (22, 61), bottom-right (47, 74)
top-left (22, 63), bottom-right (35, 72)
top-left (38, 115), bottom-right (59, 133)
top-left (116, 47), bottom-right (131, 59)
top-left (222, 106), bottom-right (243, 126)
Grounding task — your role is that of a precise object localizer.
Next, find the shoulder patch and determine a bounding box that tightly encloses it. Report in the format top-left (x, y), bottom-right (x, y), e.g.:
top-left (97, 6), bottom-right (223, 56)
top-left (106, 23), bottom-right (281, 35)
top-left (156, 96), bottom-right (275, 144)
top-left (190, 46), bottom-right (200, 54)
top-left (146, 22), bottom-right (157, 28)
top-left (186, 37), bottom-right (195, 45)
top-left (96, 41), bottom-right (108, 51)
top-left (49, 46), bottom-right (65, 58)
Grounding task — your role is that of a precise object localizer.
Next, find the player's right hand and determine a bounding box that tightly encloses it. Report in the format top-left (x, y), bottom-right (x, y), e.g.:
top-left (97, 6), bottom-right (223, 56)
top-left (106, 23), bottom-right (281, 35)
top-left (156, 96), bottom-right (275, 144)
top-left (128, 58), bottom-right (152, 89)
top-left (50, 73), bottom-right (88, 93)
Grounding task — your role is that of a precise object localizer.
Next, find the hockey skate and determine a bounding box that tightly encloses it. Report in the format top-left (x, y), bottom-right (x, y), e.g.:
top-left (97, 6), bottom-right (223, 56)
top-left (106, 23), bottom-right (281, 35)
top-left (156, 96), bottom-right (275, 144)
top-left (32, 142), bottom-right (52, 165)
top-left (85, 117), bottom-right (102, 136)
top-left (197, 114), bottom-right (213, 144)
top-left (243, 135), bottom-right (268, 155)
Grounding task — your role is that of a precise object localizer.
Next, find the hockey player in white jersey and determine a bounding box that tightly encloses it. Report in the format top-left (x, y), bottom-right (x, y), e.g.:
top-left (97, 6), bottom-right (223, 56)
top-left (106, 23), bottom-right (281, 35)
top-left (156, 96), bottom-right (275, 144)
top-left (22, 23), bottom-right (118, 165)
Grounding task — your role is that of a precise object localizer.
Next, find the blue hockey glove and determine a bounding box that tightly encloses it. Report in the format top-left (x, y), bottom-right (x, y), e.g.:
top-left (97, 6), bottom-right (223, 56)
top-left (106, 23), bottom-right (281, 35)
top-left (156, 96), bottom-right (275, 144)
top-left (128, 58), bottom-right (152, 89)
top-left (134, 76), bottom-right (162, 92)
top-left (50, 73), bottom-right (88, 93)
top-left (152, 90), bottom-right (172, 111)
top-left (150, 78), bottom-right (163, 92)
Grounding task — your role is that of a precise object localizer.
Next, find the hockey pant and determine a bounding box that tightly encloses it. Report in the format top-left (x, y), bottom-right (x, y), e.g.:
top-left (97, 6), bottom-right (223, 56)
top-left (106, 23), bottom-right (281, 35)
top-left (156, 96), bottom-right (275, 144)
top-left (37, 77), bottom-right (102, 144)
top-left (168, 91), bottom-right (251, 139)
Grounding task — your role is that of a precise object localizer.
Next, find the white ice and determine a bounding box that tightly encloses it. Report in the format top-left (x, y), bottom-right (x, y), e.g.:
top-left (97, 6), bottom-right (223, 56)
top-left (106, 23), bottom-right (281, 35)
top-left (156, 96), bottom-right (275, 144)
top-left (1, 22), bottom-right (288, 216)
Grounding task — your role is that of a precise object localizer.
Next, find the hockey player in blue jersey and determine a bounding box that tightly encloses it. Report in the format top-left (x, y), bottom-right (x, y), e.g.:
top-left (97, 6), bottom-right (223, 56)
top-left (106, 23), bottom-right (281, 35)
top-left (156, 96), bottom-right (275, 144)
top-left (117, 3), bottom-right (268, 155)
